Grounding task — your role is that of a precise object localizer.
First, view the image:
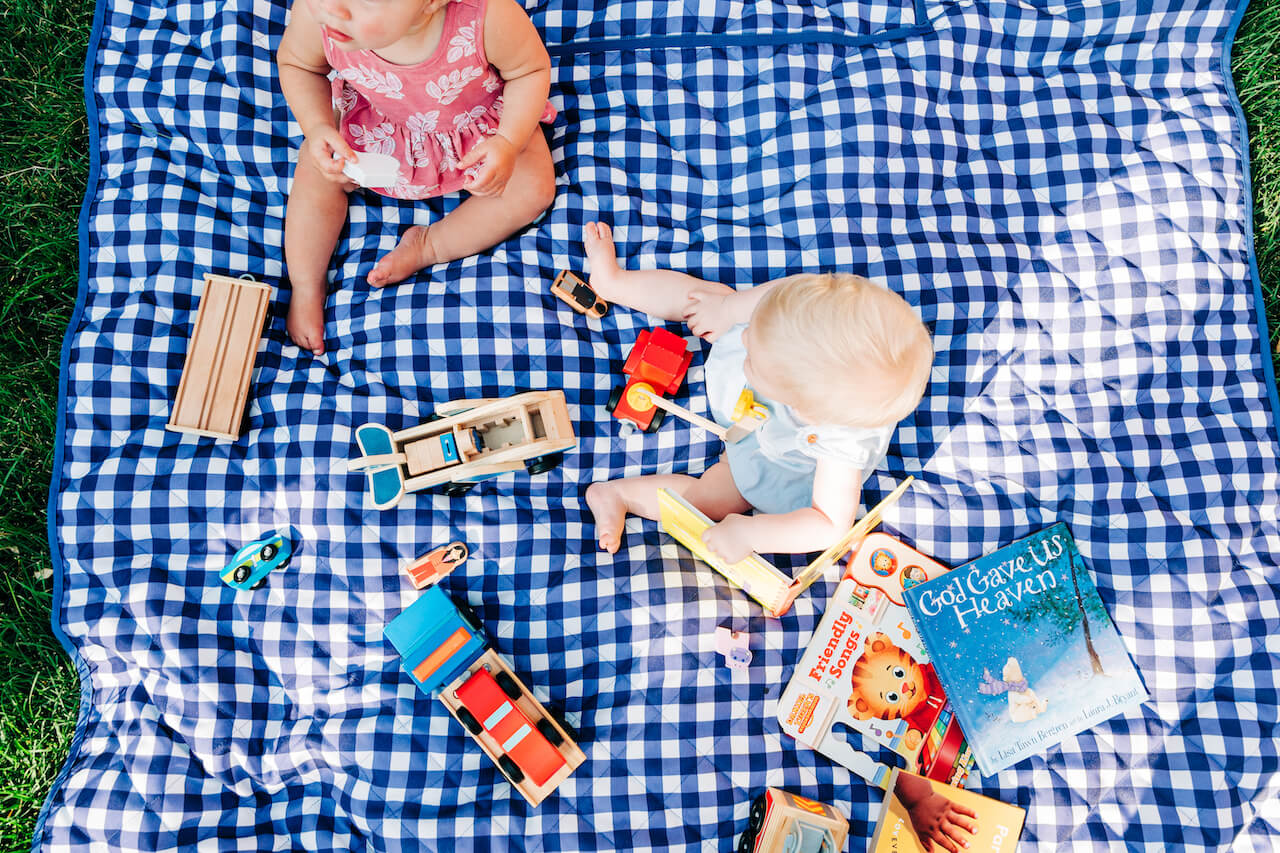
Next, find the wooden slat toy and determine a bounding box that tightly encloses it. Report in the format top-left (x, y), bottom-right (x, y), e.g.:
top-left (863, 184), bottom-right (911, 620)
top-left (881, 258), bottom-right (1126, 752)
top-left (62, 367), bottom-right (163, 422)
top-left (167, 274), bottom-right (272, 441)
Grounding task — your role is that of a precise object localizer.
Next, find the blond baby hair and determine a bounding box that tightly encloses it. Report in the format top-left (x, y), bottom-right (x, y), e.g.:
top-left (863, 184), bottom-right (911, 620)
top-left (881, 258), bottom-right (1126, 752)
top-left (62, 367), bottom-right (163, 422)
top-left (748, 273), bottom-right (932, 429)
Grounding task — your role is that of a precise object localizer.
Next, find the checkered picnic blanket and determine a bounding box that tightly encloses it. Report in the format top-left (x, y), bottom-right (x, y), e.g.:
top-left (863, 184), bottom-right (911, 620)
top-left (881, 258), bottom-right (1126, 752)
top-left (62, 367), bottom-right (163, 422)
top-left (38, 0), bottom-right (1280, 850)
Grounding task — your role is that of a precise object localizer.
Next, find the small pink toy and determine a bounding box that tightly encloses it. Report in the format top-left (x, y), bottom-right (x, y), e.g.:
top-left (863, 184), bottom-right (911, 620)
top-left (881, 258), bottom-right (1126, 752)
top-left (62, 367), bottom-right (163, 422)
top-left (715, 627), bottom-right (752, 669)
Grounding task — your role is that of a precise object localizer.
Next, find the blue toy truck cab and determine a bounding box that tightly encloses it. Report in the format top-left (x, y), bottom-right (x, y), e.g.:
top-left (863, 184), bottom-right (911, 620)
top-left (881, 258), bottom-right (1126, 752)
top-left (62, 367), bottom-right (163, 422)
top-left (383, 586), bottom-right (487, 695)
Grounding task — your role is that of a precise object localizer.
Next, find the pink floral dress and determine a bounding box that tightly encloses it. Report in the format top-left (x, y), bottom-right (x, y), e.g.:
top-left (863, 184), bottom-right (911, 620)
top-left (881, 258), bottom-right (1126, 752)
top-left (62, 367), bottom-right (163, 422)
top-left (324, 0), bottom-right (556, 200)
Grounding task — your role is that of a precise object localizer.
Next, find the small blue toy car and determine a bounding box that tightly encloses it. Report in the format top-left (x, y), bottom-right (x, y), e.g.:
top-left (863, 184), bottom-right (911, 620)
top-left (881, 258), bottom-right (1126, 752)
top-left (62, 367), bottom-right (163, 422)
top-left (220, 531), bottom-right (292, 590)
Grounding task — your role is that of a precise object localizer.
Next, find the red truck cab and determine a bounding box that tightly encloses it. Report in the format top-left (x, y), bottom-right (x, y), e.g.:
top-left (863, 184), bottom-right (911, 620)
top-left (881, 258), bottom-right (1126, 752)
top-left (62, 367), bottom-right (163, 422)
top-left (454, 667), bottom-right (567, 786)
top-left (607, 327), bottom-right (693, 432)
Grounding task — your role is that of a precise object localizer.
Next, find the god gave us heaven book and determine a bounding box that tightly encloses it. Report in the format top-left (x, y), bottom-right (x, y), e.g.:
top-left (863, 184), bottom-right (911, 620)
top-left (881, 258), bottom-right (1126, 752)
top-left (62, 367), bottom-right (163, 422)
top-left (902, 523), bottom-right (1148, 775)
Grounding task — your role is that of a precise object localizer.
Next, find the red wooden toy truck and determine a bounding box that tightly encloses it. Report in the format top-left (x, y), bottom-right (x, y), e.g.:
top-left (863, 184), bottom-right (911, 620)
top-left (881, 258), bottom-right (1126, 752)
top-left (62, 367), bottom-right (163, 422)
top-left (606, 327), bottom-right (692, 432)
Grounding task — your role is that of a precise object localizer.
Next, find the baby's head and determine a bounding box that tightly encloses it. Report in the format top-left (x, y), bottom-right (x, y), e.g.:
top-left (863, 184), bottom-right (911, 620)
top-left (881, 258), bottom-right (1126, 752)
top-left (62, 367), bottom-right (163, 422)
top-left (743, 273), bottom-right (932, 429)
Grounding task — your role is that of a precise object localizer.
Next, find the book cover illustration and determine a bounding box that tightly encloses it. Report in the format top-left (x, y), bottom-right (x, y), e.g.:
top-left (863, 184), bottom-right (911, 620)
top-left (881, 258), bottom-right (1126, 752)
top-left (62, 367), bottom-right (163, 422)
top-left (777, 536), bottom-right (975, 790)
top-left (902, 522), bottom-right (1149, 775)
top-left (870, 767), bottom-right (1025, 853)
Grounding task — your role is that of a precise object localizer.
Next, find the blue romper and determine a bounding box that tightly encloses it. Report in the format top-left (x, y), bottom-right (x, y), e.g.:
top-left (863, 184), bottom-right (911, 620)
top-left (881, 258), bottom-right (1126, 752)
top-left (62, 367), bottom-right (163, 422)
top-left (704, 325), bottom-right (894, 515)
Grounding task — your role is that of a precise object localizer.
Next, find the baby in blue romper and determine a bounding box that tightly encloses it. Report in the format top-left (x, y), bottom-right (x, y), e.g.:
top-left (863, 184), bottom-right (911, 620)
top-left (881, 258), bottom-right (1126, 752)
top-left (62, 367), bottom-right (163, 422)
top-left (582, 222), bottom-right (933, 563)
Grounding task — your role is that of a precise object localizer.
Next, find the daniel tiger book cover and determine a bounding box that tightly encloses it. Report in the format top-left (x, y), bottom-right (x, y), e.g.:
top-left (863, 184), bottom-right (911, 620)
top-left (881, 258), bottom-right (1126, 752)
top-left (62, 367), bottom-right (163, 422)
top-left (902, 523), bottom-right (1148, 775)
top-left (776, 535), bottom-right (976, 790)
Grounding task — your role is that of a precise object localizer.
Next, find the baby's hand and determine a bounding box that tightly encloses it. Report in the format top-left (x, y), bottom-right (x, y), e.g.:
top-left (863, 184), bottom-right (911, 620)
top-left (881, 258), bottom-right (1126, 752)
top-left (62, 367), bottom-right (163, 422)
top-left (682, 288), bottom-right (737, 341)
top-left (459, 134), bottom-right (518, 197)
top-left (305, 126), bottom-right (358, 185)
top-left (700, 514), bottom-right (755, 564)
top-left (904, 792), bottom-right (978, 853)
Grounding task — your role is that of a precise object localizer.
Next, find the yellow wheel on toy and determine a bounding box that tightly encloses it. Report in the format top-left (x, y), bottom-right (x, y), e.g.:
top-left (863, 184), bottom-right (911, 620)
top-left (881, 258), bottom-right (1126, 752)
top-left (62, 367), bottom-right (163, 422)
top-left (626, 382), bottom-right (657, 412)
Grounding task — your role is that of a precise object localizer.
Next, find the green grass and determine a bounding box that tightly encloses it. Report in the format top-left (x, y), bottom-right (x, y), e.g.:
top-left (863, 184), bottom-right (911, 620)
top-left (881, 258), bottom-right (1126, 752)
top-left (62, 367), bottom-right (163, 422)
top-left (0, 1), bottom-right (94, 849)
top-left (0, 1), bottom-right (1277, 850)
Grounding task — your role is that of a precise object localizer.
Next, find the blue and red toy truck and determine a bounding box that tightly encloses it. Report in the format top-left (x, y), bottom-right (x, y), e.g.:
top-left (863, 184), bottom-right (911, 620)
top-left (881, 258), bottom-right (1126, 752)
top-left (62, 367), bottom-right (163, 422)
top-left (383, 586), bottom-right (584, 805)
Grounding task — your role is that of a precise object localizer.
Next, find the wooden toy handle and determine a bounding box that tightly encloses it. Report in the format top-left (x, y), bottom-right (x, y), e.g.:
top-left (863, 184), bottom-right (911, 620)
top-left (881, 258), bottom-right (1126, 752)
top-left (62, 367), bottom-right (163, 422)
top-left (632, 387), bottom-right (728, 438)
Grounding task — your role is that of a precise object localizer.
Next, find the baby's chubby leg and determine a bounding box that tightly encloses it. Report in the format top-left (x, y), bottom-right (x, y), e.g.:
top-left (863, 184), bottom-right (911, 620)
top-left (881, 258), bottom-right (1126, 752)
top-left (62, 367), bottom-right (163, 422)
top-left (585, 460), bottom-right (750, 554)
top-left (583, 222), bottom-right (735, 321)
top-left (284, 154), bottom-right (352, 356)
top-left (367, 132), bottom-right (557, 287)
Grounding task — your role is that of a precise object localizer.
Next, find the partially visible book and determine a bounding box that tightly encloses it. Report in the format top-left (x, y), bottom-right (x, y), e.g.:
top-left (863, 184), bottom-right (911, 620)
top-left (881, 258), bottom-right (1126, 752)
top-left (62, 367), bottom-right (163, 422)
top-left (656, 488), bottom-right (798, 616)
top-left (871, 767), bottom-right (1025, 852)
top-left (902, 522), bottom-right (1148, 775)
top-left (776, 536), bottom-right (976, 789)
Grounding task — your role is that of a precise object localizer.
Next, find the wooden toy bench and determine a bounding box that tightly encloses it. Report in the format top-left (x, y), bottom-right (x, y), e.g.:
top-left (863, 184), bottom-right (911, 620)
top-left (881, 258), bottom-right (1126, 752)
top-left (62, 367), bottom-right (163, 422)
top-left (167, 274), bottom-right (272, 441)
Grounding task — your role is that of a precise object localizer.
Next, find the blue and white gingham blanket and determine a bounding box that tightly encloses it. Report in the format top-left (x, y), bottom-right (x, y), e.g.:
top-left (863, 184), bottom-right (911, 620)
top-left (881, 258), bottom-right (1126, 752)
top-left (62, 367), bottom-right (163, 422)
top-left (38, 0), bottom-right (1280, 850)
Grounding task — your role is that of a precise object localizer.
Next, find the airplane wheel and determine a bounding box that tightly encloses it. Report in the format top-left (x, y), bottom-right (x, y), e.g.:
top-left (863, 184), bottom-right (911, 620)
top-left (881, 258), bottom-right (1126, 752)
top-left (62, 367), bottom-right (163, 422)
top-left (536, 718), bottom-right (564, 746)
top-left (525, 452), bottom-right (563, 475)
top-left (440, 481), bottom-right (476, 498)
top-left (496, 671), bottom-right (522, 700)
top-left (455, 707), bottom-right (483, 736)
top-left (606, 385), bottom-right (623, 413)
top-left (498, 755), bottom-right (525, 784)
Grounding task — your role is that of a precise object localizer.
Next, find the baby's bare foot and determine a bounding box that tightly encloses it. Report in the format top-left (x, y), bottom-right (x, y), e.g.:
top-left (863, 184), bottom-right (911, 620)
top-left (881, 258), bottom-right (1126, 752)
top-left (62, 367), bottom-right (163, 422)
top-left (368, 225), bottom-right (436, 288)
top-left (583, 221), bottom-right (623, 302)
top-left (287, 283), bottom-right (326, 356)
top-left (585, 480), bottom-right (630, 554)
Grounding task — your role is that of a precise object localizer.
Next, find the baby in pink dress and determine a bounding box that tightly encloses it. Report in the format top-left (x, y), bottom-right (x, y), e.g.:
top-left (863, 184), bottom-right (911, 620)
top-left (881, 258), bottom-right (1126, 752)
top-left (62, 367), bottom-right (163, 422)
top-left (278, 0), bottom-right (557, 355)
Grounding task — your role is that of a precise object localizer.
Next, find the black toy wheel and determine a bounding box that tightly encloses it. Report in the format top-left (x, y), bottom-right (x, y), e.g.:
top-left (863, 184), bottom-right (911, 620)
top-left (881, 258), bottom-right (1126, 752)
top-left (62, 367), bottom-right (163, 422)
top-left (525, 452), bottom-right (563, 476)
top-left (259, 543), bottom-right (278, 561)
top-left (498, 755), bottom-right (525, 784)
top-left (536, 718), bottom-right (564, 746)
top-left (232, 564), bottom-right (252, 584)
top-left (440, 481), bottom-right (476, 498)
top-left (737, 828), bottom-right (757, 853)
top-left (455, 599), bottom-right (483, 632)
top-left (496, 671), bottom-right (522, 700)
top-left (748, 793), bottom-right (767, 832)
top-left (250, 577), bottom-right (266, 591)
top-left (455, 706), bottom-right (483, 736)
top-left (644, 407), bottom-right (666, 434)
top-left (606, 385), bottom-right (623, 414)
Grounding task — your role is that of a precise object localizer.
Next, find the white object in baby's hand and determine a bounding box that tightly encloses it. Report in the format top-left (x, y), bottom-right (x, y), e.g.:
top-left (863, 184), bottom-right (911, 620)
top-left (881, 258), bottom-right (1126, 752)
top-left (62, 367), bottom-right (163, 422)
top-left (340, 152), bottom-right (399, 187)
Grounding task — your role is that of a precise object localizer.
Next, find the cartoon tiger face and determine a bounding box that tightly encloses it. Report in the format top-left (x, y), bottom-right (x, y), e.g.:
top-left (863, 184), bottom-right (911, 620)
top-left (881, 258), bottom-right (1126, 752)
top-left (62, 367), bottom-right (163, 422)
top-left (847, 632), bottom-right (928, 722)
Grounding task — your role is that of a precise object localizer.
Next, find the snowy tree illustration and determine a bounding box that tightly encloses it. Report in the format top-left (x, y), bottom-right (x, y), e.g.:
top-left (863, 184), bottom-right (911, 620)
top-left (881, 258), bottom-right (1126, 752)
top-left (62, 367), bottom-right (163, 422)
top-left (1007, 546), bottom-right (1110, 675)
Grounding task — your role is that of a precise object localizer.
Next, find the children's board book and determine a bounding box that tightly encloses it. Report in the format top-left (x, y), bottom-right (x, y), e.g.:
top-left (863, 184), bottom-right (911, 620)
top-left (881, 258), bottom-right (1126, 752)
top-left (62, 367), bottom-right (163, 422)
top-left (902, 522), bottom-right (1148, 776)
top-left (656, 488), bottom-right (797, 616)
top-left (871, 767), bottom-right (1025, 853)
top-left (776, 535), bottom-right (976, 790)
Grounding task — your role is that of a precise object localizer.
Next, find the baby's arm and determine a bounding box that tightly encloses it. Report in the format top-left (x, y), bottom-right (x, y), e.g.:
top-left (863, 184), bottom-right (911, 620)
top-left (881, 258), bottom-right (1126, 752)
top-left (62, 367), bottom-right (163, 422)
top-left (458, 0), bottom-right (552, 196)
top-left (683, 279), bottom-right (778, 341)
top-left (700, 456), bottom-right (861, 562)
top-left (277, 4), bottom-right (354, 180)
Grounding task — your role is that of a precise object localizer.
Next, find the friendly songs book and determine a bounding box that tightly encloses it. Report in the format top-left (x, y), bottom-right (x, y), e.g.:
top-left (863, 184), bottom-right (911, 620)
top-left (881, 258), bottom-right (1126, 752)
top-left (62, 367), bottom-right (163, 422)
top-left (777, 535), bottom-right (975, 789)
top-left (902, 523), bottom-right (1148, 775)
top-left (871, 768), bottom-right (1025, 852)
